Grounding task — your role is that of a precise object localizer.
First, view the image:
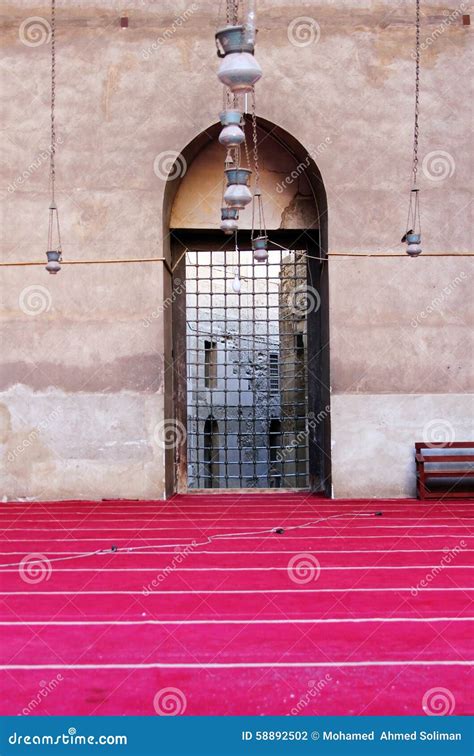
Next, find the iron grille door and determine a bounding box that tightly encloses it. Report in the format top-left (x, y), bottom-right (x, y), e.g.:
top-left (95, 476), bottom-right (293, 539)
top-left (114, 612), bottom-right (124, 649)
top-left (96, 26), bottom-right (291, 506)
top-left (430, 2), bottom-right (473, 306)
top-left (186, 248), bottom-right (309, 489)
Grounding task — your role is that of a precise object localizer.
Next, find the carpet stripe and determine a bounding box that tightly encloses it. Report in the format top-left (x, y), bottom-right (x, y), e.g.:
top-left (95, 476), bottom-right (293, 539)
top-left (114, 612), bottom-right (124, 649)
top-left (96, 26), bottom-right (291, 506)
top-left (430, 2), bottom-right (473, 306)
top-left (1, 661), bottom-right (472, 670)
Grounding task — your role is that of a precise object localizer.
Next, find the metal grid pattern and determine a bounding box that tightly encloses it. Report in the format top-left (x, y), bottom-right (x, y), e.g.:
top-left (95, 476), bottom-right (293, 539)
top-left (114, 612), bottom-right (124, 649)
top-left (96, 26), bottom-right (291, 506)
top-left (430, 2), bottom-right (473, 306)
top-left (186, 248), bottom-right (308, 489)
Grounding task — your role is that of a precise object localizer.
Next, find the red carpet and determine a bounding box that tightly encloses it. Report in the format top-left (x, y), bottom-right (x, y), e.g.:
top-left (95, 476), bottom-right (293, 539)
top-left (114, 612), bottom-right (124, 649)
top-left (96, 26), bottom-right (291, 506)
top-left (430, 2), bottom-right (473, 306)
top-left (0, 493), bottom-right (472, 716)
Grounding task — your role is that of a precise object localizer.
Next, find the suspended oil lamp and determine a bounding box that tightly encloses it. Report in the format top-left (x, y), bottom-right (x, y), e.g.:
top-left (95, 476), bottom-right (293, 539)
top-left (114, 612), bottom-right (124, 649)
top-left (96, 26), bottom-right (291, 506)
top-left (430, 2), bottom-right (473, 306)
top-left (252, 236), bottom-right (268, 263)
top-left (45, 0), bottom-right (63, 274)
top-left (220, 206), bottom-right (239, 234)
top-left (249, 90), bottom-right (268, 263)
top-left (404, 189), bottom-right (422, 256)
top-left (215, 3), bottom-right (261, 93)
top-left (252, 191), bottom-right (268, 262)
top-left (406, 234), bottom-right (422, 256)
top-left (219, 109), bottom-right (245, 148)
top-left (224, 167), bottom-right (252, 209)
top-left (403, 0), bottom-right (422, 257)
top-left (45, 251), bottom-right (61, 273)
top-left (45, 201), bottom-right (63, 274)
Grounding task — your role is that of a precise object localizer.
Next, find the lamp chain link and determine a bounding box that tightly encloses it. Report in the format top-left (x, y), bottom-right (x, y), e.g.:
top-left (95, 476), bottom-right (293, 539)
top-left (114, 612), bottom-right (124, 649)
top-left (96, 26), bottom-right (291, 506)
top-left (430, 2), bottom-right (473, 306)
top-left (50, 0), bottom-right (56, 203)
top-left (412, 0), bottom-right (420, 186)
top-left (47, 0), bottom-right (62, 254)
top-left (243, 109), bottom-right (251, 171)
top-left (226, 0), bottom-right (239, 25)
top-left (251, 88), bottom-right (259, 188)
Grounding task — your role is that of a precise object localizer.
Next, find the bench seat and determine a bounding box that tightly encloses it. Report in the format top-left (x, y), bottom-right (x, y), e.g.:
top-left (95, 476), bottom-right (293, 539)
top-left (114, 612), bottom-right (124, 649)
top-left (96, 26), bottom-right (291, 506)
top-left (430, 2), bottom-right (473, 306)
top-left (415, 441), bottom-right (474, 499)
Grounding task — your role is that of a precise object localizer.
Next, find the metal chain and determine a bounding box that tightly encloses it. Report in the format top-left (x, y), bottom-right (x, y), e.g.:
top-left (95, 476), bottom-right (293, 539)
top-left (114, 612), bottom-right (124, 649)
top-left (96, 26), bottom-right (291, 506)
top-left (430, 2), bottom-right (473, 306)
top-left (243, 113), bottom-right (251, 170)
top-left (226, 0), bottom-right (239, 25)
top-left (48, 0), bottom-right (62, 254)
top-left (412, 0), bottom-right (420, 186)
top-left (251, 88), bottom-right (259, 187)
top-left (50, 0), bottom-right (56, 202)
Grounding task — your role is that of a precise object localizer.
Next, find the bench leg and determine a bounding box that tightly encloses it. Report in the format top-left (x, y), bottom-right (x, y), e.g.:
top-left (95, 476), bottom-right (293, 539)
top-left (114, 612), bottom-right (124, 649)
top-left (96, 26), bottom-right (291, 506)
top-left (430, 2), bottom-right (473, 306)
top-left (417, 465), bottom-right (428, 500)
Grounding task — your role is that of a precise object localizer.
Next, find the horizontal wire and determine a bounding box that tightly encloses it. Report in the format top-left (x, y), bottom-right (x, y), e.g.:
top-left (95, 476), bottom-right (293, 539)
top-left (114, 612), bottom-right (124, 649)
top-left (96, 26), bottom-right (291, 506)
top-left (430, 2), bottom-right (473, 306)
top-left (1, 253), bottom-right (472, 268)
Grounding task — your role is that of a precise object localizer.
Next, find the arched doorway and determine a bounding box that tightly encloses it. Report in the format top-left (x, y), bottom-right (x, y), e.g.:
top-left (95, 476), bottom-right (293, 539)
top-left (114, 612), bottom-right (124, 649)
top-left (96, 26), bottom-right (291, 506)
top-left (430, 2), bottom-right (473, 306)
top-left (164, 117), bottom-right (331, 495)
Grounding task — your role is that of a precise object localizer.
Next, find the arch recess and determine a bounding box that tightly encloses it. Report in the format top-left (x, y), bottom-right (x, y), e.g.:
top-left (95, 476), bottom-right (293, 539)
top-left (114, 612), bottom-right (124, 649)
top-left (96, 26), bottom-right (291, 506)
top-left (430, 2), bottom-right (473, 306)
top-left (162, 117), bottom-right (330, 496)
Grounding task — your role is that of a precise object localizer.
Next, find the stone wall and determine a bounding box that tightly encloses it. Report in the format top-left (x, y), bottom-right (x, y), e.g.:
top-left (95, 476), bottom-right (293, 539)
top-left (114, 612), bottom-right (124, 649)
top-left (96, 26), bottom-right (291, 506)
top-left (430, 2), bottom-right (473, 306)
top-left (1, 1), bottom-right (472, 499)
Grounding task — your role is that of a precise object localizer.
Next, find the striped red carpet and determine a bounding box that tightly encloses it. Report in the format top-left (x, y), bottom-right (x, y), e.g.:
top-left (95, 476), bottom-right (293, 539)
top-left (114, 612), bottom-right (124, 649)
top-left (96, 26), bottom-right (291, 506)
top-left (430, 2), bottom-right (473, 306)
top-left (0, 493), bottom-right (472, 715)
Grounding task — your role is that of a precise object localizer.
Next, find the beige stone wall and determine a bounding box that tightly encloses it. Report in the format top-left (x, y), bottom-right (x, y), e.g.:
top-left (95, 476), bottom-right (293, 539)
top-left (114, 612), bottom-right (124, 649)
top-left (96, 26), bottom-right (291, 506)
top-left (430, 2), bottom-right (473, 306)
top-left (0, 1), bottom-right (472, 499)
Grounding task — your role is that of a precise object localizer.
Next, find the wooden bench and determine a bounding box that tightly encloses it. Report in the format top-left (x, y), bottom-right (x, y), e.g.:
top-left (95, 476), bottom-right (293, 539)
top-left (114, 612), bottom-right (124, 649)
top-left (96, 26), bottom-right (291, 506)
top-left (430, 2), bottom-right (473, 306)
top-left (415, 441), bottom-right (474, 499)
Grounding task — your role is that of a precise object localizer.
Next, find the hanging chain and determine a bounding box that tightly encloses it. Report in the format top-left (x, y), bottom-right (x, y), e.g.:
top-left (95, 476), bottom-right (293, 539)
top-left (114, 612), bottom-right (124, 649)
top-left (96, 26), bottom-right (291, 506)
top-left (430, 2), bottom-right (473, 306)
top-left (251, 87), bottom-right (259, 188)
top-left (412, 0), bottom-right (420, 186)
top-left (242, 121), bottom-right (251, 170)
top-left (48, 0), bottom-right (62, 254)
top-left (226, 0), bottom-right (239, 25)
top-left (233, 0), bottom-right (240, 25)
top-left (50, 0), bottom-right (56, 203)
top-left (250, 87), bottom-right (265, 238)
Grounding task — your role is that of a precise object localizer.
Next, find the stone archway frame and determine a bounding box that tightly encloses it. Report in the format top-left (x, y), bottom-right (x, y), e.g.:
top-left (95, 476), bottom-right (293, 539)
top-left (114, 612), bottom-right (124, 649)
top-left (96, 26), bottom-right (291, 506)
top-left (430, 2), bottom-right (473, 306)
top-left (162, 116), bottom-right (330, 496)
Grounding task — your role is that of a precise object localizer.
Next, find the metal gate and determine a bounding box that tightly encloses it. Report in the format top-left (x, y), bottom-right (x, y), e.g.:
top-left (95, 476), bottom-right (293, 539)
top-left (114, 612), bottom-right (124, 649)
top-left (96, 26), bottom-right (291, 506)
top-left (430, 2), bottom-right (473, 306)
top-left (185, 247), bottom-right (310, 489)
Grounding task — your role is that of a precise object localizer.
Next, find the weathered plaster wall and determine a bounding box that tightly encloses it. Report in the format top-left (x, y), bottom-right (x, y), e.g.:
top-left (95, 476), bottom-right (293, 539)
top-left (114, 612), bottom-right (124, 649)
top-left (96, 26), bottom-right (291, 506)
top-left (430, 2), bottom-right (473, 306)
top-left (0, 0), bottom-right (472, 499)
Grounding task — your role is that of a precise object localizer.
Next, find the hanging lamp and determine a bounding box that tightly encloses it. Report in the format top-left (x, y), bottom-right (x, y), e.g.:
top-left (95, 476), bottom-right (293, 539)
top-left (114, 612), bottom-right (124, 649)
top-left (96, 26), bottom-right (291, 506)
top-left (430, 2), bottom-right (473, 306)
top-left (219, 109), bottom-right (245, 148)
top-left (403, 0), bottom-right (422, 257)
top-left (249, 90), bottom-right (268, 262)
top-left (216, 1), bottom-right (262, 93)
top-left (220, 207), bottom-right (239, 234)
top-left (220, 151), bottom-right (240, 232)
top-left (224, 167), bottom-right (253, 209)
top-left (45, 0), bottom-right (62, 274)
